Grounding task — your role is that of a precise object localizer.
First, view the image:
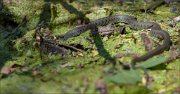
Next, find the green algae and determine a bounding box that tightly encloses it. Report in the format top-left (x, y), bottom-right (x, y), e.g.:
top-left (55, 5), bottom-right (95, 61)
top-left (0, 0), bottom-right (180, 93)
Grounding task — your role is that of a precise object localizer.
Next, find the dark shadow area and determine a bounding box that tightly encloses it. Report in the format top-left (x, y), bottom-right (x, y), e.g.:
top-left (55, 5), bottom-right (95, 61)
top-left (37, 0), bottom-right (55, 28)
top-left (149, 63), bottom-right (167, 70)
top-left (91, 29), bottom-right (116, 66)
top-left (36, 0), bottom-right (90, 59)
top-left (0, 1), bottom-right (19, 68)
top-left (37, 0), bottom-right (89, 29)
top-left (59, 1), bottom-right (86, 18)
top-left (59, 1), bottom-right (89, 23)
top-left (0, 1), bottom-right (18, 28)
top-left (0, 1), bottom-right (28, 69)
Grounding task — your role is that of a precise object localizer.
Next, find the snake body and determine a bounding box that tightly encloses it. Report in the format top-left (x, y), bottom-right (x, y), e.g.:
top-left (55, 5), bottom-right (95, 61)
top-left (63, 15), bottom-right (137, 40)
top-left (131, 29), bottom-right (171, 66)
top-left (61, 14), bottom-right (171, 67)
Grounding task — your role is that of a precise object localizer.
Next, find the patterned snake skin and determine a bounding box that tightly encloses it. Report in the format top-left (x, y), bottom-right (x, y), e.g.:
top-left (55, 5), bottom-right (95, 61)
top-left (60, 15), bottom-right (171, 68)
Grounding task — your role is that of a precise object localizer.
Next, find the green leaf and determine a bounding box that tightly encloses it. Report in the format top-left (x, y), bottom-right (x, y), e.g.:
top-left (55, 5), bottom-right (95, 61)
top-left (138, 56), bottom-right (166, 68)
top-left (107, 70), bottom-right (141, 85)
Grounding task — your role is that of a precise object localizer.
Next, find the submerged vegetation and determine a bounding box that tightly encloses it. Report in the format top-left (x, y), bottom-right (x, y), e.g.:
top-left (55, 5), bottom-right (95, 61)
top-left (0, 0), bottom-right (179, 93)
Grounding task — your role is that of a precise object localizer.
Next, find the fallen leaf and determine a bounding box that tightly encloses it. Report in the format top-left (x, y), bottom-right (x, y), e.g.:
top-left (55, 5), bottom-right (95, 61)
top-left (140, 32), bottom-right (154, 51)
top-left (0, 64), bottom-right (23, 75)
top-left (107, 70), bottom-right (141, 85)
top-left (138, 56), bottom-right (166, 68)
top-left (1, 66), bottom-right (13, 74)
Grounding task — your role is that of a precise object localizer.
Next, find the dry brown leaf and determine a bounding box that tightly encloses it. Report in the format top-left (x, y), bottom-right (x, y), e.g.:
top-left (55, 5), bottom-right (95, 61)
top-left (0, 66), bottom-right (16, 74)
top-left (140, 32), bottom-right (155, 51)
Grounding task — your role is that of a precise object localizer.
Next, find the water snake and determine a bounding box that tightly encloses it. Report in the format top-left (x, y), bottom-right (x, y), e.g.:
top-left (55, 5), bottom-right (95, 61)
top-left (59, 15), bottom-right (171, 68)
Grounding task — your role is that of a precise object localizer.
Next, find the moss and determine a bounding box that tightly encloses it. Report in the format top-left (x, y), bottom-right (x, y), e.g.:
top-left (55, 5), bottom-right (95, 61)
top-left (0, 0), bottom-right (179, 93)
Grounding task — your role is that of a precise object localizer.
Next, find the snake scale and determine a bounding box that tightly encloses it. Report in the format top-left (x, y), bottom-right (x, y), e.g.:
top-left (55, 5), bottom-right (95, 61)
top-left (60, 15), bottom-right (171, 68)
